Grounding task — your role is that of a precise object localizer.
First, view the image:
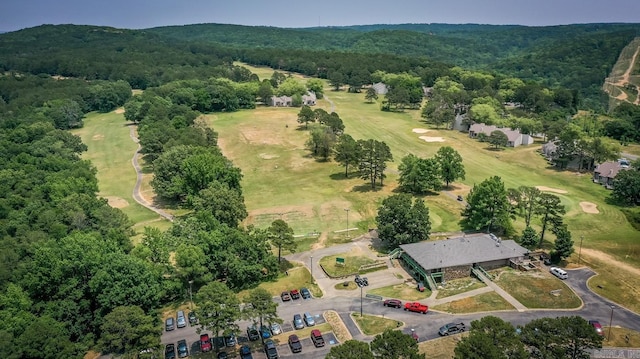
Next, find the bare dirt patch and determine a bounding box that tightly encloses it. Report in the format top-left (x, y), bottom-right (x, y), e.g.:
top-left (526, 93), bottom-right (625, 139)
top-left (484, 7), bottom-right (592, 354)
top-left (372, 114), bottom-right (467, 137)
top-left (579, 201), bottom-right (599, 214)
top-left (246, 205), bottom-right (315, 224)
top-left (92, 134), bottom-right (104, 141)
top-left (580, 248), bottom-right (640, 277)
top-left (412, 128), bottom-right (430, 134)
top-left (104, 196), bottom-right (129, 208)
top-left (535, 186), bottom-right (568, 194)
top-left (114, 107), bottom-right (125, 114)
top-left (419, 136), bottom-right (445, 142)
top-left (311, 231), bottom-right (328, 250)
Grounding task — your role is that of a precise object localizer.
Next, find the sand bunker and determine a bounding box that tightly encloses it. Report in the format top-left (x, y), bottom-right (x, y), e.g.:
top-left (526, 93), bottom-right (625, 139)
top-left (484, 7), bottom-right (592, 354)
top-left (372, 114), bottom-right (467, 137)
top-left (419, 136), bottom-right (445, 142)
top-left (535, 186), bottom-right (568, 194)
top-left (104, 196), bottom-right (129, 208)
top-left (412, 128), bottom-right (430, 134)
top-left (259, 153), bottom-right (279, 160)
top-left (579, 201), bottom-right (599, 214)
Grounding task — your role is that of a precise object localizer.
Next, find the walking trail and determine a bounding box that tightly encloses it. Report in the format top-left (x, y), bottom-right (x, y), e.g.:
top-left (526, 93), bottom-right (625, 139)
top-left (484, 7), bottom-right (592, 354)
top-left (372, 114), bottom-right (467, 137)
top-left (129, 125), bottom-right (174, 222)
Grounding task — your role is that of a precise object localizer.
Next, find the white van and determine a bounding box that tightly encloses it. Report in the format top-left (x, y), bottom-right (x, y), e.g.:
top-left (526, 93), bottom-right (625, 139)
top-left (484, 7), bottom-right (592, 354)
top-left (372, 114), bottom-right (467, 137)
top-left (550, 267), bottom-right (568, 280)
top-left (176, 310), bottom-right (186, 328)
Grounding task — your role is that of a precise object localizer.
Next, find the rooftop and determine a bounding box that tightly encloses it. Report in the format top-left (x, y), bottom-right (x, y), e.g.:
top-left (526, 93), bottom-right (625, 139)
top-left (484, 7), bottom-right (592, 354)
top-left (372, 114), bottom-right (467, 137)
top-left (400, 233), bottom-right (529, 271)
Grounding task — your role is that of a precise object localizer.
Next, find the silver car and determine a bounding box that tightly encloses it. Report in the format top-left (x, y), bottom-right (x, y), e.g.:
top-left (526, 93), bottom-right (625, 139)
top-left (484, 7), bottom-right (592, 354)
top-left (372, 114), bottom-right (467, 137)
top-left (270, 323), bottom-right (282, 335)
top-left (293, 314), bottom-right (304, 330)
top-left (304, 312), bottom-right (315, 326)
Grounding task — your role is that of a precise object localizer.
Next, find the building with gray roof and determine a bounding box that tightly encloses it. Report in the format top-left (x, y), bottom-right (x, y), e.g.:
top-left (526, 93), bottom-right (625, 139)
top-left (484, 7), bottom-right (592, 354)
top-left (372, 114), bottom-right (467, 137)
top-left (398, 233), bottom-right (529, 285)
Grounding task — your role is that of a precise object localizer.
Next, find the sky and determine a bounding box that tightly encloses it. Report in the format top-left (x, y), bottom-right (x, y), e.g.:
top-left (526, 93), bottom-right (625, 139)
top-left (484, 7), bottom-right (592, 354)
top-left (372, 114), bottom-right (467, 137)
top-left (2, 0), bottom-right (639, 32)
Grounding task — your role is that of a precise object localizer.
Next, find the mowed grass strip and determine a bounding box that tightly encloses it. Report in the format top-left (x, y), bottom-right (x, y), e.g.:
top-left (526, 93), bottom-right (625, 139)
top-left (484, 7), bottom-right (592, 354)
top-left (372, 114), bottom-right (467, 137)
top-left (368, 283), bottom-right (432, 301)
top-left (604, 327), bottom-right (640, 347)
top-left (582, 254), bottom-right (640, 313)
top-left (71, 112), bottom-right (171, 232)
top-left (494, 269), bottom-right (581, 309)
top-left (432, 292), bottom-right (515, 313)
top-left (351, 313), bottom-right (403, 336)
top-left (436, 277), bottom-right (487, 299)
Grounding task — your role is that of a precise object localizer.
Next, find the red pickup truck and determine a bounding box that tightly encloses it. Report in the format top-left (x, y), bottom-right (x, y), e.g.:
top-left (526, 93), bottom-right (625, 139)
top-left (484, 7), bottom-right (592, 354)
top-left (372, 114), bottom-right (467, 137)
top-left (404, 302), bottom-right (428, 314)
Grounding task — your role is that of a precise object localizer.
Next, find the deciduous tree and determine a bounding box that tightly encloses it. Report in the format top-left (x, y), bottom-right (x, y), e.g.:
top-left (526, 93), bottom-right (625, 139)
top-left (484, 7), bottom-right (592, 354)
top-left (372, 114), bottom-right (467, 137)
top-left (370, 329), bottom-right (424, 359)
top-left (334, 134), bottom-right (360, 178)
top-left (520, 316), bottom-right (602, 359)
top-left (327, 340), bottom-right (374, 359)
top-left (454, 316), bottom-right (527, 359)
top-left (398, 154), bottom-right (441, 194)
top-left (365, 87), bottom-right (378, 103)
top-left (376, 194), bottom-right (431, 249)
top-left (489, 130), bottom-right (509, 149)
top-left (434, 146), bottom-right (465, 188)
top-left (196, 282), bottom-right (241, 351)
top-left (99, 306), bottom-right (160, 357)
top-left (611, 169), bottom-right (640, 205)
top-left (243, 288), bottom-right (281, 338)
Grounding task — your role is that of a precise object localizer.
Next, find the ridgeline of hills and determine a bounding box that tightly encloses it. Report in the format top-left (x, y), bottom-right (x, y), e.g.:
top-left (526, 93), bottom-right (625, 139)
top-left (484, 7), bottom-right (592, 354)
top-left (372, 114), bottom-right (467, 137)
top-left (1, 22), bottom-right (640, 109)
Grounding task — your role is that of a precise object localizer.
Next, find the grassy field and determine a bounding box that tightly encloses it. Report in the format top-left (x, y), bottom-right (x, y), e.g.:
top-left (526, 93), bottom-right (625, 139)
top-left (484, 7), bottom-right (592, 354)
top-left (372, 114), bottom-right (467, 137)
top-left (436, 277), bottom-right (487, 299)
top-left (432, 292), bottom-right (514, 313)
top-left (368, 283), bottom-right (432, 301)
top-left (493, 268), bottom-right (582, 309)
top-left (603, 327), bottom-right (640, 347)
top-left (351, 313), bottom-right (403, 335)
top-left (71, 111), bottom-right (172, 236)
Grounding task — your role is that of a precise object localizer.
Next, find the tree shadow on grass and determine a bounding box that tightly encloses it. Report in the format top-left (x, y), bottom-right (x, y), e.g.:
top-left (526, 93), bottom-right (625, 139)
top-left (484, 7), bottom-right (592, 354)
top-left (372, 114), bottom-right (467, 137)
top-left (329, 171), bottom-right (359, 180)
top-left (279, 259), bottom-right (295, 273)
top-left (351, 184), bottom-right (384, 193)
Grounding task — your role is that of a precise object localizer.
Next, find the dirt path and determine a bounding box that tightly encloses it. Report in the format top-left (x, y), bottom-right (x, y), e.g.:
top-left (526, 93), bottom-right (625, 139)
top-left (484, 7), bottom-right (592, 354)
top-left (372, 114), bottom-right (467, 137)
top-left (607, 41), bottom-right (640, 104)
top-left (579, 247), bottom-right (640, 277)
top-left (311, 231), bottom-right (328, 250)
top-left (323, 95), bottom-right (336, 113)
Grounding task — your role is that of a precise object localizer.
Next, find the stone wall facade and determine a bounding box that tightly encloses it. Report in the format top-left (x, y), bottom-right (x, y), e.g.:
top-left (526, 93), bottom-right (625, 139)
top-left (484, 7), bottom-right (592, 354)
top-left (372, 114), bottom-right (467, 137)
top-left (444, 264), bottom-right (472, 281)
top-left (479, 259), bottom-right (510, 270)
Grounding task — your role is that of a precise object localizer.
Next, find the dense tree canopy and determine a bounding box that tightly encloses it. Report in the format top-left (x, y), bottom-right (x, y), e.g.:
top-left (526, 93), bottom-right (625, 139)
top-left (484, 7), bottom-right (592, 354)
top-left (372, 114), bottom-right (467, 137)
top-left (462, 176), bottom-right (512, 234)
top-left (376, 194), bottom-right (431, 249)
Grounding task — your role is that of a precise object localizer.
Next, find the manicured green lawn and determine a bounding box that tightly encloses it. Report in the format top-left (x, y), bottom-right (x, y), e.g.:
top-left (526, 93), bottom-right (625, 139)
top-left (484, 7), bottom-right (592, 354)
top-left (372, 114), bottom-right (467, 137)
top-left (494, 268), bottom-right (581, 309)
top-left (236, 264), bottom-right (322, 299)
top-left (368, 283), bottom-right (432, 301)
top-left (351, 313), bottom-right (403, 335)
top-left (432, 292), bottom-right (515, 313)
top-left (71, 112), bottom-right (171, 233)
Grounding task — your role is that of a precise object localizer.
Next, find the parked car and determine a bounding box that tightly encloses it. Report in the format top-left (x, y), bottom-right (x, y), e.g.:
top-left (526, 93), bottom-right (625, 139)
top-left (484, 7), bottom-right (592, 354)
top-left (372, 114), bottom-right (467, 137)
top-left (293, 314), bottom-right (304, 330)
top-left (188, 311), bottom-right (198, 325)
top-left (288, 334), bottom-right (302, 353)
top-left (439, 322), bottom-right (466, 336)
top-left (457, 195), bottom-right (463, 201)
top-left (411, 329), bottom-right (419, 342)
top-left (224, 334), bottom-right (236, 347)
top-left (550, 267), bottom-right (568, 279)
top-left (304, 312), bottom-right (315, 326)
top-left (300, 287), bottom-right (311, 299)
top-left (310, 329), bottom-right (325, 347)
top-left (264, 339), bottom-right (279, 359)
top-left (247, 326), bottom-right (260, 341)
top-left (176, 310), bottom-right (186, 328)
top-left (417, 282), bottom-right (426, 292)
top-left (270, 323), bottom-right (282, 335)
top-left (589, 320), bottom-right (604, 336)
top-left (280, 291), bottom-right (291, 302)
top-left (177, 339), bottom-right (188, 358)
top-left (239, 345), bottom-right (253, 359)
top-left (290, 289), bottom-right (300, 299)
top-left (217, 352), bottom-right (228, 359)
top-left (383, 299), bottom-right (402, 308)
top-left (404, 302), bottom-right (429, 314)
top-left (200, 334), bottom-right (212, 352)
top-left (260, 325), bottom-right (272, 339)
top-left (165, 344), bottom-right (176, 359)
top-left (165, 317), bottom-right (175, 331)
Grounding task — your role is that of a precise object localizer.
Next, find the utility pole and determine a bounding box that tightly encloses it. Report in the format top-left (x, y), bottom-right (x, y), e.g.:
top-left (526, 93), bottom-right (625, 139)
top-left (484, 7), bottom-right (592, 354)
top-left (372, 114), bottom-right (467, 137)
top-left (360, 284), bottom-right (363, 317)
top-left (310, 256), bottom-right (314, 284)
top-left (608, 305), bottom-right (615, 341)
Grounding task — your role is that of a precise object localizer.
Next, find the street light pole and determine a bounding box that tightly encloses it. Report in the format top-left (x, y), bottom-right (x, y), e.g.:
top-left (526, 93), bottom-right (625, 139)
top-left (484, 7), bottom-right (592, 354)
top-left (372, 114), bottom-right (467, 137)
top-left (344, 208), bottom-right (350, 238)
top-left (608, 305), bottom-right (615, 341)
top-left (359, 286), bottom-right (363, 317)
top-left (578, 236), bottom-right (584, 264)
top-left (188, 280), bottom-right (193, 310)
top-left (310, 256), bottom-right (314, 284)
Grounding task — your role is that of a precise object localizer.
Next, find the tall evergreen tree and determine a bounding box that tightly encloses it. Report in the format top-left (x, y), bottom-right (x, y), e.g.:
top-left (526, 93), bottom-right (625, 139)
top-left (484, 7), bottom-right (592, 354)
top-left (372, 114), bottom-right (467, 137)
top-left (536, 193), bottom-right (566, 247)
top-left (334, 134), bottom-right (360, 178)
top-left (462, 176), bottom-right (512, 234)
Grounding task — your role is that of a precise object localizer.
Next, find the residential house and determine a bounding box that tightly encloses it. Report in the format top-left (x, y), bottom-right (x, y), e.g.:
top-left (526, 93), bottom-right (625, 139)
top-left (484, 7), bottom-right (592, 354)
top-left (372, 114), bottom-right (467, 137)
top-left (372, 82), bottom-right (388, 95)
top-left (468, 123), bottom-right (534, 147)
top-left (593, 159), bottom-right (630, 189)
top-left (302, 91), bottom-right (316, 106)
top-left (270, 96), bottom-right (292, 107)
